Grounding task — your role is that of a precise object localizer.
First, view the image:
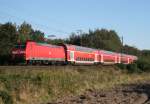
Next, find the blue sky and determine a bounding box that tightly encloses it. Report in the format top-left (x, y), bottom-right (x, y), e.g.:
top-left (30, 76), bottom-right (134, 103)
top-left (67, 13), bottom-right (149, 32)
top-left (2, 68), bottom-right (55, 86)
top-left (0, 0), bottom-right (150, 50)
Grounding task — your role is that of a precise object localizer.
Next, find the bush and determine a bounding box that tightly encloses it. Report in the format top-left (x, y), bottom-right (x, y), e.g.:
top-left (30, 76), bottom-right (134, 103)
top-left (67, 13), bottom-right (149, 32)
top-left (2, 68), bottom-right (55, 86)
top-left (126, 63), bottom-right (141, 73)
top-left (136, 59), bottom-right (150, 72)
top-left (0, 91), bottom-right (13, 104)
top-left (117, 64), bottom-right (127, 70)
top-left (117, 63), bottom-right (142, 73)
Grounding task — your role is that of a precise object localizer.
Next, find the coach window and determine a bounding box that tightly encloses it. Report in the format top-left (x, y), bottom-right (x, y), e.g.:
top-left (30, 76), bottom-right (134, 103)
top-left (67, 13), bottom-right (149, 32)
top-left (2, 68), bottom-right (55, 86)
top-left (79, 57), bottom-right (80, 61)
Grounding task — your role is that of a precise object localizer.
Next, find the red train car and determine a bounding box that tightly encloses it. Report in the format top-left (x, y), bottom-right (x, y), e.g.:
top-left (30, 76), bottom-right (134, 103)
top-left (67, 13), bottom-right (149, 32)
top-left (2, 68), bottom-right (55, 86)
top-left (11, 45), bottom-right (26, 62)
top-left (12, 47), bottom-right (25, 58)
top-left (99, 50), bottom-right (119, 64)
top-left (120, 54), bottom-right (137, 64)
top-left (63, 44), bottom-right (99, 64)
top-left (25, 41), bottom-right (66, 64)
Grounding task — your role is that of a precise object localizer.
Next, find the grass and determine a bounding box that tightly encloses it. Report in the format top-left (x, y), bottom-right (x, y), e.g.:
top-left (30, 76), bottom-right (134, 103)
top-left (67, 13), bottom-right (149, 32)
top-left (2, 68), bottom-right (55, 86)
top-left (0, 65), bottom-right (150, 104)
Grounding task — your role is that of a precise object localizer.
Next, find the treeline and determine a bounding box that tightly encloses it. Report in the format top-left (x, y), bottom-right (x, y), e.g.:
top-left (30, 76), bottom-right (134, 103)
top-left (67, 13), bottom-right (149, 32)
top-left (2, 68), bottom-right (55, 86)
top-left (0, 22), bottom-right (44, 64)
top-left (0, 22), bottom-right (150, 72)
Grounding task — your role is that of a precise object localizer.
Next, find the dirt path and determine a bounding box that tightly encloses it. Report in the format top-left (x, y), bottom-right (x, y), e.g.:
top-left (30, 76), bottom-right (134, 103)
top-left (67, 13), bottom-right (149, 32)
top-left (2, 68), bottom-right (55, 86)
top-left (46, 82), bottom-right (150, 104)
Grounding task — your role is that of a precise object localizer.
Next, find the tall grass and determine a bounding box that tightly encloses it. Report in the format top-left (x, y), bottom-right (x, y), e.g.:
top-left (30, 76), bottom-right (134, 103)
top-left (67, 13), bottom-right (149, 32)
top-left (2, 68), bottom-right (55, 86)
top-left (0, 66), bottom-right (150, 104)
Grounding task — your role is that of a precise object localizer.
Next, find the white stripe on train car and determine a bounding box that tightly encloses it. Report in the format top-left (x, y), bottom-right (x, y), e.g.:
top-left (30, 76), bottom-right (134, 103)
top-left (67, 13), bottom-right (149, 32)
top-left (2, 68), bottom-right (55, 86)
top-left (75, 61), bottom-right (95, 64)
top-left (103, 62), bottom-right (116, 65)
top-left (28, 57), bottom-right (65, 61)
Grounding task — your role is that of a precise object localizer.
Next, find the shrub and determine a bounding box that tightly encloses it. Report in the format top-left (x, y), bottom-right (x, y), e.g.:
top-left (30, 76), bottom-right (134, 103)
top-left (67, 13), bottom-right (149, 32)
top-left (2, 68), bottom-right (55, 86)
top-left (0, 91), bottom-right (13, 104)
top-left (136, 59), bottom-right (150, 72)
top-left (117, 63), bottom-right (127, 70)
top-left (127, 63), bottom-right (141, 73)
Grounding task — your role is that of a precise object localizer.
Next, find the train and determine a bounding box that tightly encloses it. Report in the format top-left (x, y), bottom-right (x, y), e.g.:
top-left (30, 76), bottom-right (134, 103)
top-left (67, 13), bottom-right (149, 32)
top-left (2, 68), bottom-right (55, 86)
top-left (11, 41), bottom-right (138, 65)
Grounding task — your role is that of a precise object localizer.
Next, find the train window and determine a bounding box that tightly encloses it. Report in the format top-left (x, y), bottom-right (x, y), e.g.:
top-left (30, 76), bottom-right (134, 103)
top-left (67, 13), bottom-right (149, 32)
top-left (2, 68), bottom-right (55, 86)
top-left (76, 57), bottom-right (79, 61)
top-left (79, 57), bottom-right (81, 61)
top-left (90, 58), bottom-right (94, 61)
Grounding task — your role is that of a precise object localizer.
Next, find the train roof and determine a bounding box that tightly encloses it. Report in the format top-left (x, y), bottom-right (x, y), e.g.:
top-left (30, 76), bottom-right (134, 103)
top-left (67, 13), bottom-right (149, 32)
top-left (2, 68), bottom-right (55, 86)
top-left (101, 50), bottom-right (118, 54)
top-left (27, 41), bottom-right (63, 48)
top-left (64, 44), bottom-right (98, 52)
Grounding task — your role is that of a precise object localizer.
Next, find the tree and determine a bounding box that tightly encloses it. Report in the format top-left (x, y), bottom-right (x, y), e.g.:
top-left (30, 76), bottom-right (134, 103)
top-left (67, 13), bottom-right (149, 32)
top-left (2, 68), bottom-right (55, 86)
top-left (68, 33), bottom-right (81, 46)
top-left (18, 21), bottom-right (33, 43)
top-left (67, 29), bottom-right (122, 52)
top-left (123, 45), bottom-right (140, 56)
top-left (0, 22), bottom-right (17, 64)
top-left (30, 30), bottom-right (45, 42)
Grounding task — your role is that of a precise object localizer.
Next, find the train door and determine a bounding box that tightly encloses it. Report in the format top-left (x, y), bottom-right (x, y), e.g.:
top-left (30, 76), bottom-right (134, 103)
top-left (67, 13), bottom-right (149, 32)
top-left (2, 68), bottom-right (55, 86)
top-left (70, 51), bottom-right (74, 61)
top-left (95, 54), bottom-right (98, 63)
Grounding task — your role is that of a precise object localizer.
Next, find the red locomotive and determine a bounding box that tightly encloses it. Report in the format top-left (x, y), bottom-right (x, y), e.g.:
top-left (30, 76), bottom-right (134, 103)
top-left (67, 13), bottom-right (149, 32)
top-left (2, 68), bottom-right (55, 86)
top-left (25, 41), bottom-right (66, 64)
top-left (11, 41), bottom-right (138, 65)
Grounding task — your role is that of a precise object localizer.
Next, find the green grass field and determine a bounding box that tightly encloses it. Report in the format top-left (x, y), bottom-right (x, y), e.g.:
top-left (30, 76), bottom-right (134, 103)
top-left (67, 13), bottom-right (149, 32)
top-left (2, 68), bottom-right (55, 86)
top-left (0, 65), bottom-right (150, 104)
